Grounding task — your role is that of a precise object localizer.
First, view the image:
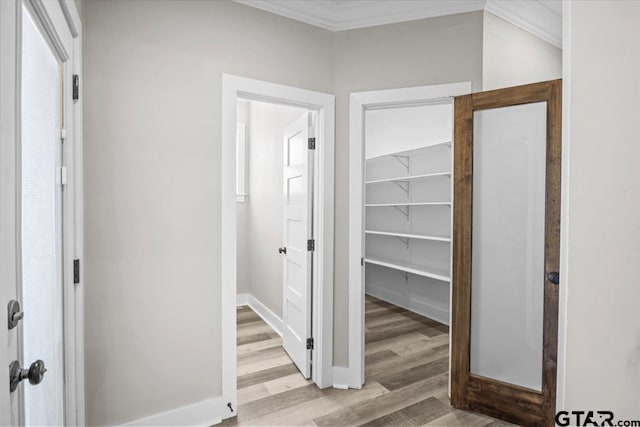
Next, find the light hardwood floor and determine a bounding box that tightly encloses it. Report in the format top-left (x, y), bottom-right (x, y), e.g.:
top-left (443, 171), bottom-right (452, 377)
top-left (223, 295), bottom-right (511, 426)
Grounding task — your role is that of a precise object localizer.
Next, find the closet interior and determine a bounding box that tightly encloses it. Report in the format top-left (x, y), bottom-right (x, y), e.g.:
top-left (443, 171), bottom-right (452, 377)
top-left (364, 102), bottom-right (453, 325)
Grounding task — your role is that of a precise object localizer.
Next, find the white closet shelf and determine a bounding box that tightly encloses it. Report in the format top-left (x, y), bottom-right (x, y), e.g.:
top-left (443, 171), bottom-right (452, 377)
top-left (365, 202), bottom-right (451, 207)
top-left (365, 141), bottom-right (452, 161)
top-left (365, 230), bottom-right (451, 242)
top-left (365, 171), bottom-right (451, 184)
top-left (365, 256), bottom-right (450, 282)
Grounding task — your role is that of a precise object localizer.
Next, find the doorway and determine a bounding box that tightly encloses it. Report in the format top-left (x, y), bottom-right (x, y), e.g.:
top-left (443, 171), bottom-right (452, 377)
top-left (348, 82), bottom-right (472, 390)
top-left (0, 0), bottom-right (84, 425)
top-left (235, 99), bottom-right (316, 380)
top-left (220, 75), bottom-right (335, 420)
top-left (349, 80), bottom-right (562, 426)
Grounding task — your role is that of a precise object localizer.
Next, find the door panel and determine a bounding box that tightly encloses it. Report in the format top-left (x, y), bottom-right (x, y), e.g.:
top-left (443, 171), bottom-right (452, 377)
top-left (451, 80), bottom-right (561, 426)
top-left (282, 113), bottom-right (313, 378)
top-left (470, 102), bottom-right (547, 391)
top-left (20, 5), bottom-right (65, 426)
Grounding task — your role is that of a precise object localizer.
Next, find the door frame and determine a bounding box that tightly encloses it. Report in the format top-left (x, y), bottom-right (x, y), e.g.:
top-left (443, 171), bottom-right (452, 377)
top-left (221, 74), bottom-right (335, 419)
top-left (347, 82), bottom-right (472, 389)
top-left (450, 79), bottom-right (562, 426)
top-left (0, 0), bottom-right (84, 425)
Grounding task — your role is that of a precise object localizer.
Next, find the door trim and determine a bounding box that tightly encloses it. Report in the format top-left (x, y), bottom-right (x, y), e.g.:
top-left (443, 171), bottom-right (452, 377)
top-left (450, 79), bottom-right (562, 426)
top-left (221, 74), bottom-right (335, 421)
top-left (347, 82), bottom-right (472, 390)
top-left (0, 0), bottom-right (84, 425)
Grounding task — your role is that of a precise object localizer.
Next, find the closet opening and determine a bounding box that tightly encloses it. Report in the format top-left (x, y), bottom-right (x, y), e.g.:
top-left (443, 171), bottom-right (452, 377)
top-left (348, 83), bottom-right (472, 393)
top-left (349, 80), bottom-right (562, 426)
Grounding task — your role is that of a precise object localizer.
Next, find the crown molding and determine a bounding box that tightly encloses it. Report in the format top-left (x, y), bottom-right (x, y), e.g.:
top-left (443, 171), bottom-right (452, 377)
top-left (485, 0), bottom-right (562, 48)
top-left (234, 0), bottom-right (562, 47)
top-left (234, 0), bottom-right (486, 32)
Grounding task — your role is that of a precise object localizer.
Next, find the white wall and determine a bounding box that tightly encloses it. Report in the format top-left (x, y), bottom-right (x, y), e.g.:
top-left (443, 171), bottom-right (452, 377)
top-left (560, 1), bottom-right (640, 419)
top-left (333, 11), bottom-right (484, 366)
top-left (83, 2), bottom-right (566, 422)
top-left (482, 11), bottom-right (562, 91)
top-left (237, 101), bottom-right (307, 316)
top-left (83, 1), bottom-right (333, 425)
top-left (364, 104), bottom-right (453, 159)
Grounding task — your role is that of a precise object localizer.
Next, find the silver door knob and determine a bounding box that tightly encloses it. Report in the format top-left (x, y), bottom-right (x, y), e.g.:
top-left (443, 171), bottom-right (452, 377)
top-left (9, 359), bottom-right (47, 393)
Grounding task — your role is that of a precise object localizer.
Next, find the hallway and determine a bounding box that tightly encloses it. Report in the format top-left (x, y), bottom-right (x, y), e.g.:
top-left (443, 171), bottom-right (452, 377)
top-left (225, 296), bottom-right (510, 426)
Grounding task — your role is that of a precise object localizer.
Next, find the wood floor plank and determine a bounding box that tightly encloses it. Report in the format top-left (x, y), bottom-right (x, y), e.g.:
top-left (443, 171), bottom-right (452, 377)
top-left (237, 353), bottom-right (294, 376)
top-left (237, 373), bottom-right (311, 406)
top-left (237, 332), bottom-right (274, 346)
top-left (360, 396), bottom-right (451, 427)
top-left (248, 381), bottom-right (389, 427)
top-left (312, 373), bottom-right (449, 426)
top-left (376, 356), bottom-right (449, 391)
top-left (231, 296), bottom-right (505, 426)
top-left (237, 363), bottom-right (300, 389)
top-left (237, 336), bottom-right (281, 355)
top-left (263, 372), bottom-right (313, 396)
top-left (365, 348), bottom-right (444, 380)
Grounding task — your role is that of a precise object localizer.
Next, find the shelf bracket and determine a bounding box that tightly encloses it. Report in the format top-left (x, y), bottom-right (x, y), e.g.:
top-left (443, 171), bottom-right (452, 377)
top-left (392, 235), bottom-right (410, 248)
top-left (391, 154), bottom-right (410, 172)
top-left (392, 180), bottom-right (410, 196)
top-left (392, 205), bottom-right (410, 219)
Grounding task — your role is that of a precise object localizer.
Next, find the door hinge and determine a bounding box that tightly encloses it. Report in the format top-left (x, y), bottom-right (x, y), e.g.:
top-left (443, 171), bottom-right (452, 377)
top-left (361, 257), bottom-right (364, 266)
top-left (306, 337), bottom-right (314, 350)
top-left (60, 128), bottom-right (66, 141)
top-left (60, 166), bottom-right (67, 186)
top-left (73, 259), bottom-right (80, 284)
top-left (72, 74), bottom-right (79, 101)
top-left (307, 239), bottom-right (315, 251)
top-left (308, 137), bottom-right (316, 150)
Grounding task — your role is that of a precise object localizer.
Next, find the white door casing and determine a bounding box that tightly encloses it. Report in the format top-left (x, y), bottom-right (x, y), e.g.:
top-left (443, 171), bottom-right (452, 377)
top-left (282, 112), bottom-right (314, 378)
top-left (348, 82), bottom-right (472, 390)
top-left (222, 75), bottom-right (334, 420)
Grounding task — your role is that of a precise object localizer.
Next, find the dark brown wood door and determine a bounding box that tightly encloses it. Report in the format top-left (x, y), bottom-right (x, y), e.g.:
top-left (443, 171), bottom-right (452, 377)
top-left (451, 80), bottom-right (561, 427)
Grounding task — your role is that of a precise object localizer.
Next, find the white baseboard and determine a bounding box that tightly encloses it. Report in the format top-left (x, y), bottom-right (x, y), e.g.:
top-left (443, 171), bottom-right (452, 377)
top-left (236, 293), bottom-right (249, 306)
top-left (245, 294), bottom-right (283, 337)
top-left (332, 366), bottom-right (351, 389)
top-left (366, 284), bottom-right (450, 326)
top-left (121, 397), bottom-right (230, 427)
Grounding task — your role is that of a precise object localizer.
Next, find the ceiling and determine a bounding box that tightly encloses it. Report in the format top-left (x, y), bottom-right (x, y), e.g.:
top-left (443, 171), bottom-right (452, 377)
top-left (234, 0), bottom-right (563, 48)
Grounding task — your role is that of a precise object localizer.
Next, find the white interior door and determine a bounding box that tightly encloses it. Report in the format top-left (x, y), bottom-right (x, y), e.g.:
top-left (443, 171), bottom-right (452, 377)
top-left (281, 112), bottom-right (314, 378)
top-left (19, 4), bottom-right (65, 425)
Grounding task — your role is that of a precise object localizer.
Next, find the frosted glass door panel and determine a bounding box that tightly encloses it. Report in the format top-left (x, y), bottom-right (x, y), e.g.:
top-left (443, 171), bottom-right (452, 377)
top-left (470, 102), bottom-right (547, 391)
top-left (21, 6), bottom-right (65, 426)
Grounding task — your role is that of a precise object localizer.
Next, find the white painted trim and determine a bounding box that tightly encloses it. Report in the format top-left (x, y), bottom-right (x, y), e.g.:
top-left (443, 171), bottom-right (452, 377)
top-left (58, 0), bottom-right (80, 38)
top-left (485, 0), bottom-right (562, 48)
top-left (348, 82), bottom-right (472, 390)
top-left (236, 293), bottom-right (249, 306)
top-left (556, 0), bottom-right (572, 413)
top-left (234, 0), bottom-right (561, 47)
top-left (234, 0), bottom-right (486, 32)
top-left (247, 295), bottom-right (283, 337)
top-left (222, 74), bottom-right (335, 420)
top-left (120, 397), bottom-right (226, 427)
top-left (0, 0), bottom-right (84, 425)
top-left (332, 367), bottom-right (351, 390)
